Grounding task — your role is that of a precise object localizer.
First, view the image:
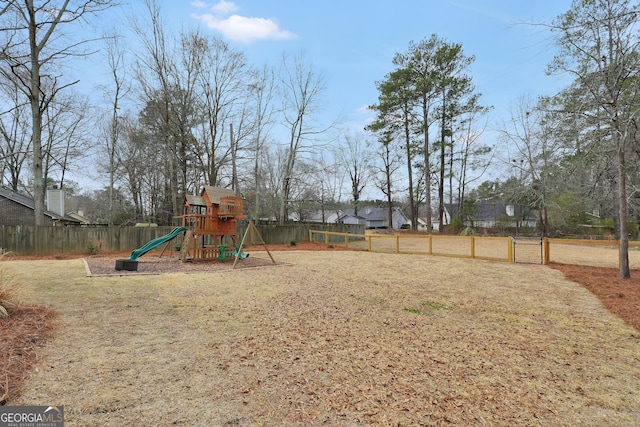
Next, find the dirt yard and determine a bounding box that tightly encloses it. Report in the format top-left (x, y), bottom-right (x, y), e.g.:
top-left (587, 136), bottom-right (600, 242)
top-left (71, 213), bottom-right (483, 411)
top-left (1, 244), bottom-right (640, 426)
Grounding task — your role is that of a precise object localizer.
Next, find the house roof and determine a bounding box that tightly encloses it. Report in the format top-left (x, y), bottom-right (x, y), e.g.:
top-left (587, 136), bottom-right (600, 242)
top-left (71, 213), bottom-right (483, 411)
top-left (0, 186), bottom-right (80, 223)
top-left (341, 207), bottom-right (408, 221)
top-left (358, 208), bottom-right (385, 221)
top-left (0, 186), bottom-right (37, 208)
top-left (446, 202), bottom-right (537, 220)
top-left (306, 210), bottom-right (342, 222)
top-left (337, 211), bottom-right (366, 221)
top-left (66, 211), bottom-right (92, 224)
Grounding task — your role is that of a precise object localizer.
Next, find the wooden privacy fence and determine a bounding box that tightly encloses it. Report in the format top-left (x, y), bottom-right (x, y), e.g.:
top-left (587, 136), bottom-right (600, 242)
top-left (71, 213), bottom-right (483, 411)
top-left (0, 223), bottom-right (365, 256)
top-left (0, 225), bottom-right (177, 255)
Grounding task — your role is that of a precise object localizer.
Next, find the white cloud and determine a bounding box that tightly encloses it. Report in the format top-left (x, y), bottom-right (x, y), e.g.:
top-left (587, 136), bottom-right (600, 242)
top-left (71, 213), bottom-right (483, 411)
top-left (190, 0), bottom-right (208, 9)
top-left (191, 1), bottom-right (295, 44)
top-left (211, 0), bottom-right (238, 15)
top-left (193, 13), bottom-right (295, 43)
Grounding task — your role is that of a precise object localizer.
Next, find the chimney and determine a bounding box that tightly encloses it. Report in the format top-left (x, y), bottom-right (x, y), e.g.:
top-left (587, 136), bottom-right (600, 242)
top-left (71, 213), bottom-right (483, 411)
top-left (46, 188), bottom-right (65, 216)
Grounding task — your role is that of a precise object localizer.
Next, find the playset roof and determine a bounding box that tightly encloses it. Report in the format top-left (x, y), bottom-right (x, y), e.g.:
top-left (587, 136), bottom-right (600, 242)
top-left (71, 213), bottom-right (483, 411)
top-left (184, 194), bottom-right (207, 206)
top-left (201, 186), bottom-right (236, 205)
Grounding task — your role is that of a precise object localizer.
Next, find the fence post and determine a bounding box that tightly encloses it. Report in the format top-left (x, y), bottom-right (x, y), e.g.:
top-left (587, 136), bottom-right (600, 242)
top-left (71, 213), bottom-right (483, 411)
top-left (543, 238), bottom-right (549, 264)
top-left (508, 237), bottom-right (514, 263)
top-left (470, 236), bottom-right (475, 259)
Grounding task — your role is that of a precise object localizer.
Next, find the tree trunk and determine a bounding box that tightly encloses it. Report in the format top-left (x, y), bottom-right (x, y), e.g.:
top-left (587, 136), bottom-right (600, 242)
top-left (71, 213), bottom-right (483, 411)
top-left (28, 6), bottom-right (45, 225)
top-left (230, 123), bottom-right (239, 196)
top-left (423, 99), bottom-right (432, 233)
top-left (402, 112), bottom-right (416, 230)
top-left (438, 90), bottom-right (446, 227)
top-left (616, 132), bottom-right (630, 278)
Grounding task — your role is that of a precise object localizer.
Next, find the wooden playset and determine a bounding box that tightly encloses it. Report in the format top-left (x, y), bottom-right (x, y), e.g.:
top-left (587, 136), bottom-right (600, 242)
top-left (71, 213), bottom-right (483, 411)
top-left (118, 185), bottom-right (274, 271)
top-left (176, 186), bottom-right (246, 261)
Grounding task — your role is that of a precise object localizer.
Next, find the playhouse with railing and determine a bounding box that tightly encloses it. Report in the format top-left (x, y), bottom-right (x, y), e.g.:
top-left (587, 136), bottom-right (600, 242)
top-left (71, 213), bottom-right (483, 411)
top-left (176, 186), bottom-right (246, 261)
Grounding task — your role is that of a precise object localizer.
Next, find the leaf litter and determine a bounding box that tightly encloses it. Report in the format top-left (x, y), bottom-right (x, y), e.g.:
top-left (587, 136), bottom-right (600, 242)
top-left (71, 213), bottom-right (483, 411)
top-left (1, 249), bottom-right (639, 426)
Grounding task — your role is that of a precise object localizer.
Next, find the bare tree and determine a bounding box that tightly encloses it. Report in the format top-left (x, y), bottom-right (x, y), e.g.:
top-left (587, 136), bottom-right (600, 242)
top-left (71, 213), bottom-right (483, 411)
top-left (131, 0), bottom-right (196, 219)
top-left (99, 33), bottom-right (129, 225)
top-left (246, 65), bottom-right (277, 217)
top-left (0, 80), bottom-right (31, 190)
top-left (41, 92), bottom-right (92, 188)
top-left (279, 52), bottom-right (331, 224)
top-left (497, 96), bottom-right (561, 235)
top-left (129, 3), bottom-right (252, 220)
top-left (116, 113), bottom-right (150, 222)
top-left (193, 34), bottom-right (248, 188)
top-left (338, 132), bottom-right (373, 216)
top-left (452, 112), bottom-right (492, 215)
top-left (311, 151), bottom-right (345, 223)
top-left (372, 130), bottom-right (403, 228)
top-left (0, 0), bottom-right (113, 224)
top-left (261, 144), bottom-right (286, 220)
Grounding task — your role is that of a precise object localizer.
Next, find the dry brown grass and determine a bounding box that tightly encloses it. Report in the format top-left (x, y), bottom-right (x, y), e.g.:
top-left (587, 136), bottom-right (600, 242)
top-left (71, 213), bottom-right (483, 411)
top-left (2, 251), bottom-right (640, 426)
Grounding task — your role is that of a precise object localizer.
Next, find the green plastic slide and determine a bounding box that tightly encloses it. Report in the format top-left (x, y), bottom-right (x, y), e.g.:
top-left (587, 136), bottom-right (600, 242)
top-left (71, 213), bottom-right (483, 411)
top-left (128, 227), bottom-right (188, 260)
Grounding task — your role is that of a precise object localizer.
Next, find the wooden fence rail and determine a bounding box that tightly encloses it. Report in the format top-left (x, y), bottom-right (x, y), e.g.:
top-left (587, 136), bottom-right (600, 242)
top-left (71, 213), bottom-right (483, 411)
top-left (310, 230), bottom-right (640, 269)
top-left (544, 238), bottom-right (640, 269)
top-left (310, 230), bottom-right (513, 262)
top-left (6, 223), bottom-right (639, 269)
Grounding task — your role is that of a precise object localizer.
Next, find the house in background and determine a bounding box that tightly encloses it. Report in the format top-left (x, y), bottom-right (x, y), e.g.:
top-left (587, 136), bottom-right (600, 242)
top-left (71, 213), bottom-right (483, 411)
top-left (66, 211), bottom-right (92, 225)
top-left (0, 187), bottom-right (81, 226)
top-left (463, 203), bottom-right (537, 230)
top-left (419, 217), bottom-right (440, 232)
top-left (418, 208), bottom-right (452, 232)
top-left (306, 206), bottom-right (410, 229)
top-left (336, 207), bottom-right (410, 229)
top-left (304, 209), bottom-right (344, 224)
top-left (425, 202), bottom-right (538, 232)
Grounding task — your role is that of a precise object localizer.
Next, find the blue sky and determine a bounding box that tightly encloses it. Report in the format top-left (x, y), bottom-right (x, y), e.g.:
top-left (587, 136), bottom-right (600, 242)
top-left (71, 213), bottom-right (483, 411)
top-left (171, 0), bottom-right (573, 135)
top-left (72, 0), bottom-right (576, 191)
